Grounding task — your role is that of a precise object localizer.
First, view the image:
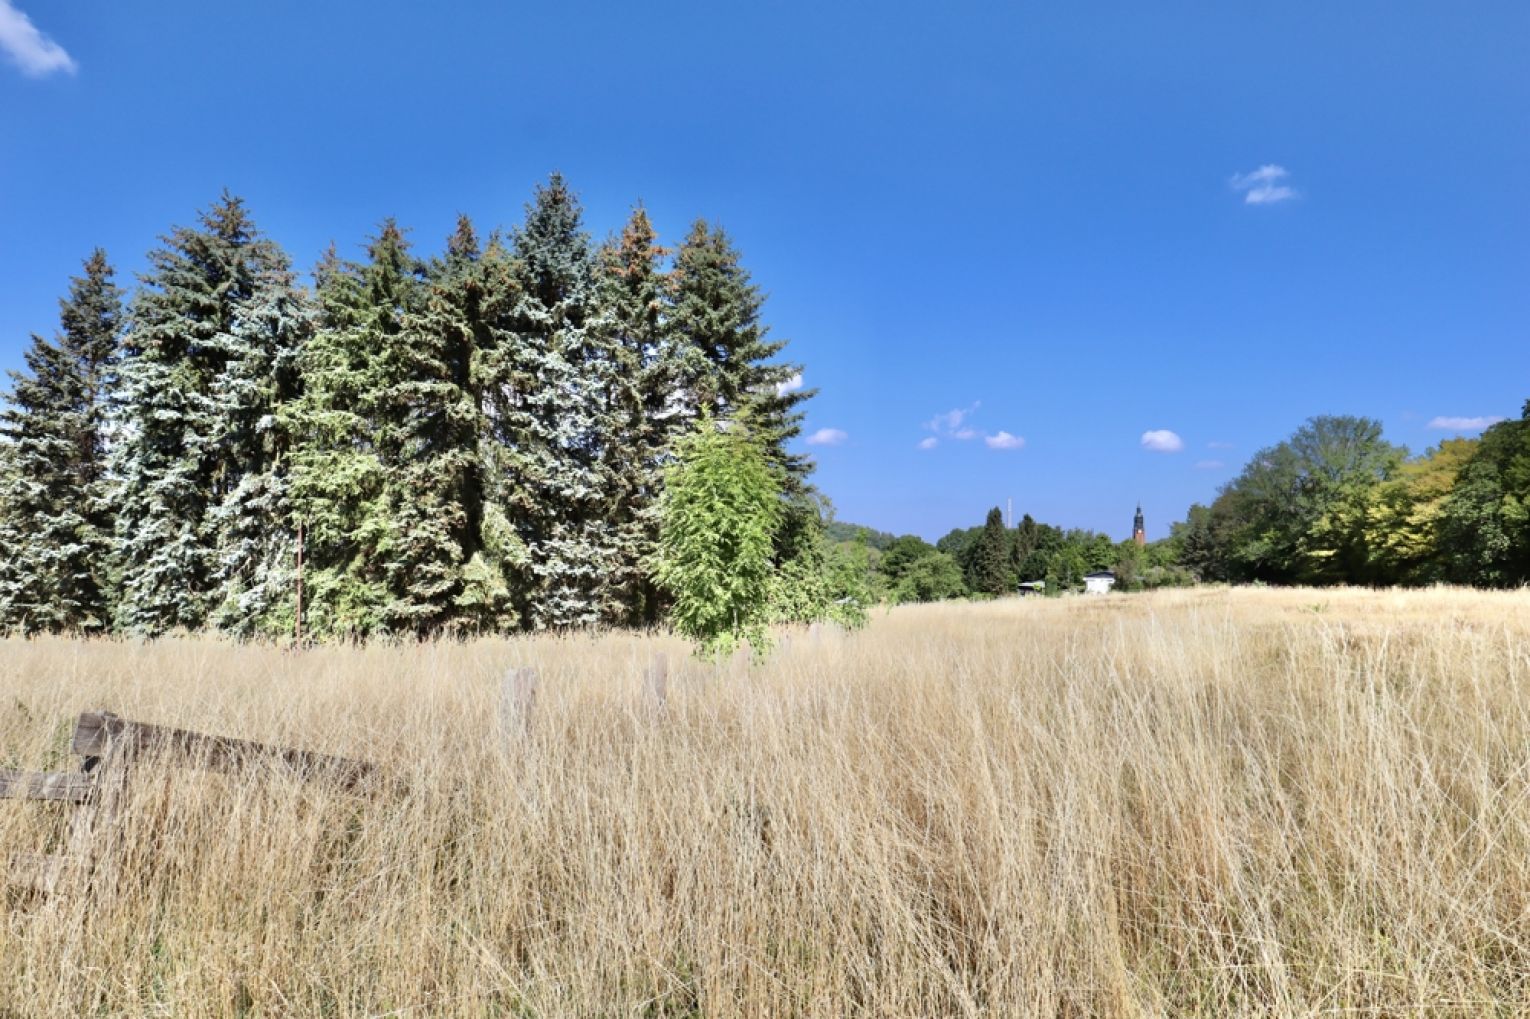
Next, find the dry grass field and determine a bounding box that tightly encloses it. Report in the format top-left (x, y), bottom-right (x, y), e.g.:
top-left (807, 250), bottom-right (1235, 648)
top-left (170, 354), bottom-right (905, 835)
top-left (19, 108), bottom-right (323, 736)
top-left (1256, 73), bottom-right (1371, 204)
top-left (1, 586), bottom-right (1527, 1017)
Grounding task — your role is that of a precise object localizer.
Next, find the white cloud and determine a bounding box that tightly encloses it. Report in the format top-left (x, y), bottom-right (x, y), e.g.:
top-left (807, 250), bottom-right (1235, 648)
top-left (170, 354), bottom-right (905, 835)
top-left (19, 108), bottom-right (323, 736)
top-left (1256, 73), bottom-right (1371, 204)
top-left (1428, 415), bottom-right (1505, 432)
top-left (985, 431), bottom-right (1025, 450)
top-left (0, 1), bottom-right (75, 77)
top-left (1141, 429), bottom-right (1185, 453)
top-left (1195, 459), bottom-right (1225, 470)
top-left (923, 401), bottom-right (1025, 451)
top-left (1246, 184), bottom-right (1297, 205)
top-left (921, 401), bottom-right (988, 447)
top-left (1230, 164), bottom-right (1297, 205)
top-left (1207, 440), bottom-right (1234, 449)
top-left (926, 401), bottom-right (980, 435)
top-left (775, 372), bottom-right (804, 397)
top-left (1230, 165), bottom-right (1287, 189)
top-left (805, 427), bottom-right (847, 446)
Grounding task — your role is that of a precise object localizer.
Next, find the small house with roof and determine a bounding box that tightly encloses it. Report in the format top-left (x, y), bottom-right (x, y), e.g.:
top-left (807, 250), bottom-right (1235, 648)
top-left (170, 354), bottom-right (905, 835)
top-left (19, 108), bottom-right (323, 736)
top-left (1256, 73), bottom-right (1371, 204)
top-left (1083, 571), bottom-right (1116, 595)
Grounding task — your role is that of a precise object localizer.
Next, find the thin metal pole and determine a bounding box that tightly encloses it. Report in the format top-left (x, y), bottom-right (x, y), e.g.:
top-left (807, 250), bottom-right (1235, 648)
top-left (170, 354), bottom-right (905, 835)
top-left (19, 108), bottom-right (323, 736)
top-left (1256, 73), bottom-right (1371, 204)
top-left (295, 519), bottom-right (305, 645)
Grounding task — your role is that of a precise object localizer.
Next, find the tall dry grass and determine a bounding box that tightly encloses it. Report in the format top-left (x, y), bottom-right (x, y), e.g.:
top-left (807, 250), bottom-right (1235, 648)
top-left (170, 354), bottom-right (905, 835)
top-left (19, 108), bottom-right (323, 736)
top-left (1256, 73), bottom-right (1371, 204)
top-left (1, 586), bottom-right (1527, 1017)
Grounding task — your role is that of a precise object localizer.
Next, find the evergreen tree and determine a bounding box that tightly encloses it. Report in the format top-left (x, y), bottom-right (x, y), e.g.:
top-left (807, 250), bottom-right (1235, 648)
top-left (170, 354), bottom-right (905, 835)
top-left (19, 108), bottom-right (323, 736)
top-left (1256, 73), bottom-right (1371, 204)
top-left (0, 445), bottom-right (19, 620)
top-left (114, 195), bottom-right (296, 635)
top-left (1011, 513), bottom-right (1039, 578)
top-left (484, 174), bottom-right (613, 629)
top-left (458, 235), bottom-right (529, 631)
top-left (207, 245), bottom-right (312, 636)
top-left (595, 207), bottom-right (672, 626)
top-left (1170, 503), bottom-right (1231, 582)
top-left (0, 250), bottom-right (122, 632)
top-left (667, 220), bottom-right (812, 489)
top-left (287, 224), bottom-right (422, 638)
top-left (383, 216), bottom-right (489, 634)
top-left (969, 506), bottom-right (1013, 595)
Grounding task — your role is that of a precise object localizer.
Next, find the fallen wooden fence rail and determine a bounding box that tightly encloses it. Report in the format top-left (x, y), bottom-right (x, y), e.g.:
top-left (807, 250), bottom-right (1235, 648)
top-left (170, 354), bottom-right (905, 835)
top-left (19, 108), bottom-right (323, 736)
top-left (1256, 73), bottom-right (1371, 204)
top-left (0, 769), bottom-right (96, 803)
top-left (4, 710), bottom-right (376, 898)
top-left (71, 712), bottom-right (376, 789)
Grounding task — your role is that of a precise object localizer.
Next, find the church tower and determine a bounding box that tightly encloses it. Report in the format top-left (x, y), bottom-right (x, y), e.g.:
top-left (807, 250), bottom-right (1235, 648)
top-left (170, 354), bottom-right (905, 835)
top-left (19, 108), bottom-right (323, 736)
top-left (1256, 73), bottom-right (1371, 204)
top-left (1132, 505), bottom-right (1146, 547)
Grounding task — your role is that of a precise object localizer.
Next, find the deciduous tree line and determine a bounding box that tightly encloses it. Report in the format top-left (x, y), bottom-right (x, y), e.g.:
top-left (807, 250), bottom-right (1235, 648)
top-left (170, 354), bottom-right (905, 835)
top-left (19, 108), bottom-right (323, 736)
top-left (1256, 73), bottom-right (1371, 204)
top-left (0, 176), bottom-right (840, 638)
top-left (1173, 413), bottom-right (1530, 587)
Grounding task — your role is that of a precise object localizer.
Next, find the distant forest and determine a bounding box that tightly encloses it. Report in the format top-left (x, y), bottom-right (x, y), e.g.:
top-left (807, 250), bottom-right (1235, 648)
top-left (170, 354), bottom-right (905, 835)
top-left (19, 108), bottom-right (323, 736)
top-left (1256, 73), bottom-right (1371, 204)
top-left (833, 409), bottom-right (1530, 602)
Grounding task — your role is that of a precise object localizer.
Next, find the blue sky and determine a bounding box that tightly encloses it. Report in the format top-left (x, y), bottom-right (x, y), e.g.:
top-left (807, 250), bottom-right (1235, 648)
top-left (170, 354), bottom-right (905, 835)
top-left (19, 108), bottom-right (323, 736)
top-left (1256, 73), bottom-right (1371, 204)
top-left (2, 1), bottom-right (1525, 542)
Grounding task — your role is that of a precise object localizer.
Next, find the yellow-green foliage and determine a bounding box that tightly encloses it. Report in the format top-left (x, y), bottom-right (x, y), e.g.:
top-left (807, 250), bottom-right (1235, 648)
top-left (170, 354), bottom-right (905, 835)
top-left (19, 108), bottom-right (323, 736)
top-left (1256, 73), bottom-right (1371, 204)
top-left (0, 586), bottom-right (1527, 1016)
top-left (654, 417), bottom-right (782, 657)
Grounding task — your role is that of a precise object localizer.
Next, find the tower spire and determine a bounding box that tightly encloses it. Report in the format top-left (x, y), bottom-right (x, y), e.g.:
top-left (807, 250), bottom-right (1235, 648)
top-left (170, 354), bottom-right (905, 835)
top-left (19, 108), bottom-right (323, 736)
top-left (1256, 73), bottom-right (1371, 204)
top-left (1133, 504), bottom-right (1146, 547)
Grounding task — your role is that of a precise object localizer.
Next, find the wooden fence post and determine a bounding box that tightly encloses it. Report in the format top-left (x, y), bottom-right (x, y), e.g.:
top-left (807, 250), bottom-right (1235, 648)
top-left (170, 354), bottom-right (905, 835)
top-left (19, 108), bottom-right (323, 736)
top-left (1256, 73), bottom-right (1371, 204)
top-left (644, 653), bottom-right (669, 716)
top-left (500, 667), bottom-right (538, 737)
top-left (64, 720), bottom-right (131, 895)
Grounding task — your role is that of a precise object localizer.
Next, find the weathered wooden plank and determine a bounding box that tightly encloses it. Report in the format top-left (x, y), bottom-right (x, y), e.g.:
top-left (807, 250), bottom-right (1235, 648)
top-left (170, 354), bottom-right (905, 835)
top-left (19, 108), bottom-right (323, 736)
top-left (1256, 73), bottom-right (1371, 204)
top-left (70, 711), bottom-right (115, 760)
top-left (0, 769), bottom-right (95, 803)
top-left (72, 711), bottom-right (375, 789)
top-left (6, 852), bottom-right (70, 895)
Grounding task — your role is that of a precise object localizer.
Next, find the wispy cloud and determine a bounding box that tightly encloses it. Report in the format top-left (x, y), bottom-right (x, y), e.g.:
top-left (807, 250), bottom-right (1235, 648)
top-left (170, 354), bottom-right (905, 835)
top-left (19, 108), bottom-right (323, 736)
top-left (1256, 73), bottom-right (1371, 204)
top-left (1195, 460), bottom-right (1225, 470)
top-left (0, 0), bottom-right (75, 77)
top-left (926, 402), bottom-right (980, 435)
top-left (805, 427), bottom-right (847, 446)
top-left (1207, 440), bottom-right (1234, 450)
top-left (1230, 164), bottom-right (1297, 205)
top-left (775, 372), bottom-right (804, 398)
top-left (924, 402), bottom-right (983, 444)
top-left (985, 431), bottom-right (1025, 450)
top-left (921, 401), bottom-right (1024, 451)
top-left (1428, 415), bottom-right (1505, 432)
top-left (1141, 429), bottom-right (1184, 453)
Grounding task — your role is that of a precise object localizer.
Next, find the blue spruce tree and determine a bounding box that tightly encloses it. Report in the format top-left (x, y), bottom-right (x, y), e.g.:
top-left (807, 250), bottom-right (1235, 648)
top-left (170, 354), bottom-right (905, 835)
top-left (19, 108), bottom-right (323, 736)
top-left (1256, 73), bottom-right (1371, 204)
top-left (0, 250), bottom-right (122, 632)
top-left (114, 193), bottom-right (302, 635)
top-left (482, 174), bottom-right (614, 629)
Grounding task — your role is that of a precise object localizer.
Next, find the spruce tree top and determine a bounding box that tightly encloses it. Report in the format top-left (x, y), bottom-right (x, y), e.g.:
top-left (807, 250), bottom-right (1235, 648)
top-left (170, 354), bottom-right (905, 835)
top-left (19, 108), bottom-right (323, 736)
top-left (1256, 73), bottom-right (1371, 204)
top-left (513, 173), bottom-right (594, 315)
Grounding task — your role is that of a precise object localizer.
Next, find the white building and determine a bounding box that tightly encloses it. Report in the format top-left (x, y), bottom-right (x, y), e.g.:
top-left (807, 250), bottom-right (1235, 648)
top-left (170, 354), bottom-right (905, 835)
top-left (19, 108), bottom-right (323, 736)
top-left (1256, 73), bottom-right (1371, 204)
top-left (1083, 571), bottom-right (1116, 595)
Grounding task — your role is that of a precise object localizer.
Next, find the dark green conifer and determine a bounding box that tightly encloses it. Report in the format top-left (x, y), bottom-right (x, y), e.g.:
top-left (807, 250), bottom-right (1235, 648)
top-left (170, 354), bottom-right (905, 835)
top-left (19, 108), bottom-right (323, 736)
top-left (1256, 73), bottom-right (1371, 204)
top-left (0, 250), bottom-right (122, 632)
top-left (596, 206), bottom-right (671, 625)
top-left (383, 216), bottom-right (490, 634)
top-left (667, 220), bottom-right (812, 489)
top-left (969, 506), bottom-right (1014, 596)
top-left (287, 224), bottom-right (422, 637)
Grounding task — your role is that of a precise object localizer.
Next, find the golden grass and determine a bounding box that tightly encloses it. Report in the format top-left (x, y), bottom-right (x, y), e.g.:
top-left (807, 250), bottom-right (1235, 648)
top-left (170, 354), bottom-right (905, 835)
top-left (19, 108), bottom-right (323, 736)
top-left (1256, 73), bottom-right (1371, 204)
top-left (1, 586), bottom-right (1527, 1017)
